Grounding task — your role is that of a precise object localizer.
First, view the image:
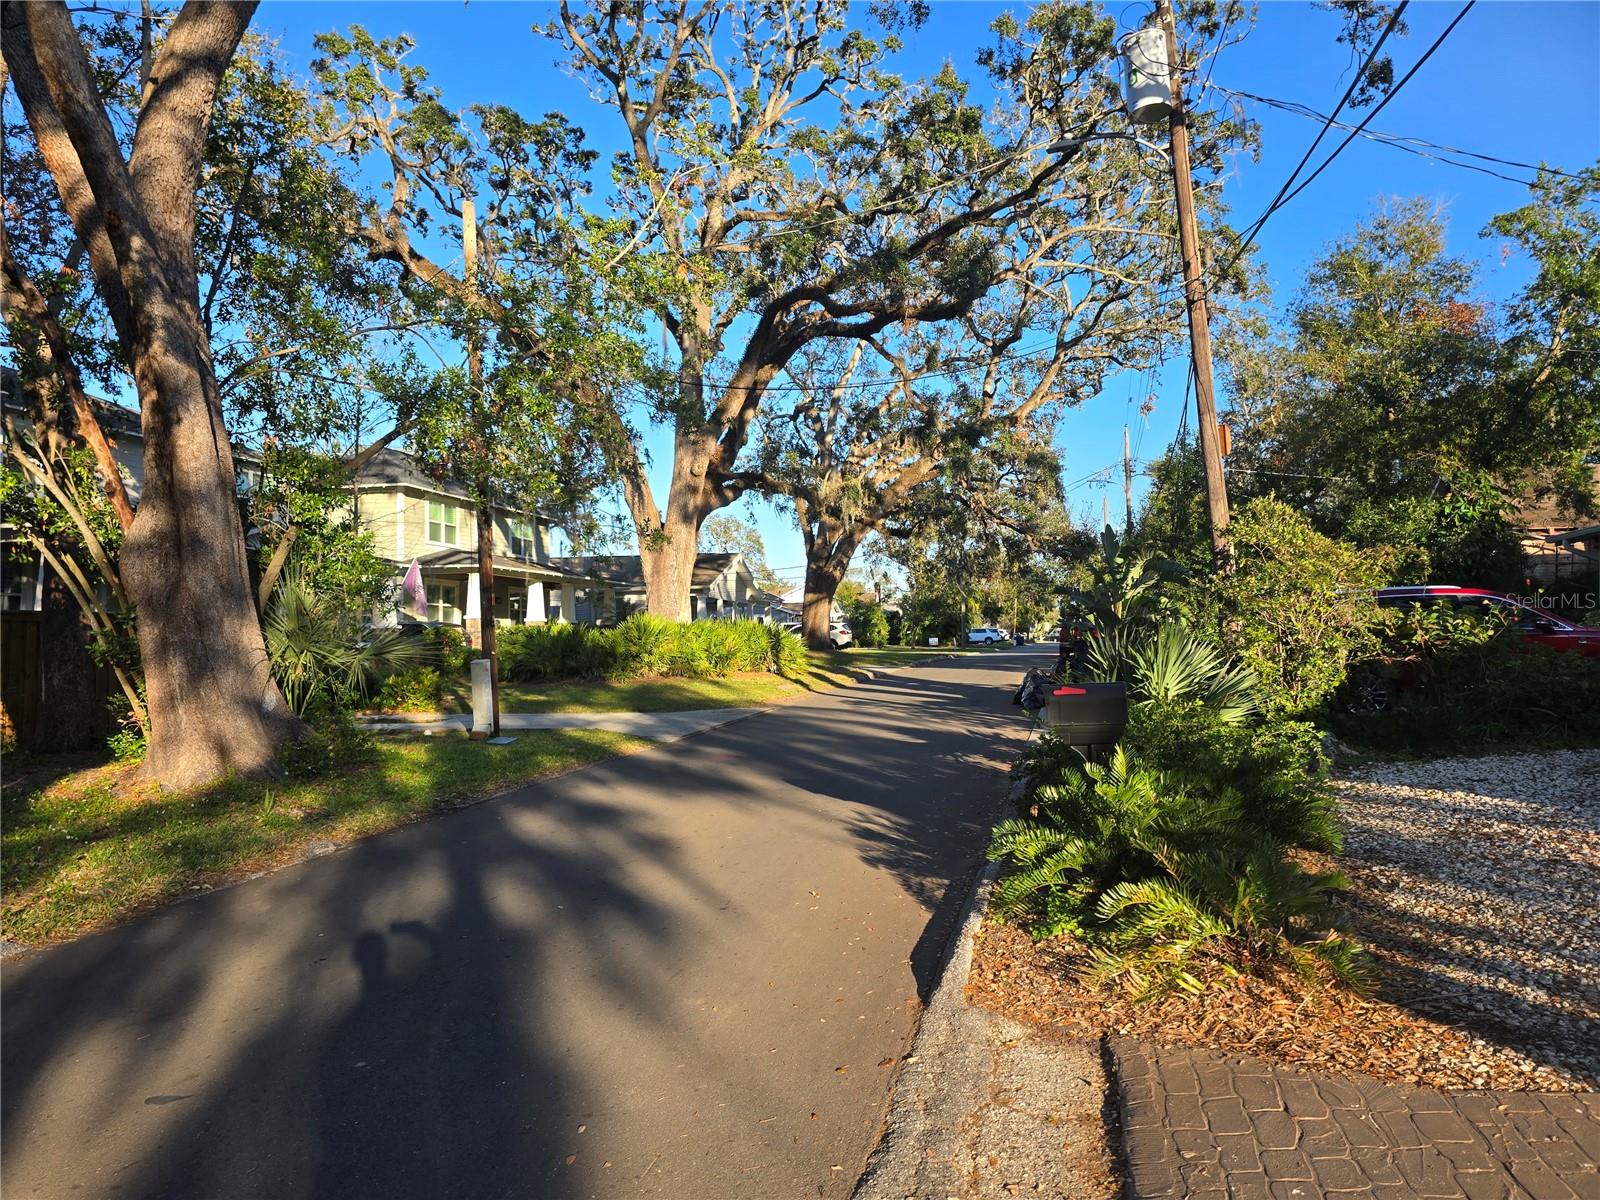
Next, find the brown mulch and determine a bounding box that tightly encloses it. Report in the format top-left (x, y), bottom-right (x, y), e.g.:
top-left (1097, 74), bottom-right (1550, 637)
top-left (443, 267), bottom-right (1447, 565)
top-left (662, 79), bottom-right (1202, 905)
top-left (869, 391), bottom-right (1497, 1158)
top-left (966, 918), bottom-right (1594, 1094)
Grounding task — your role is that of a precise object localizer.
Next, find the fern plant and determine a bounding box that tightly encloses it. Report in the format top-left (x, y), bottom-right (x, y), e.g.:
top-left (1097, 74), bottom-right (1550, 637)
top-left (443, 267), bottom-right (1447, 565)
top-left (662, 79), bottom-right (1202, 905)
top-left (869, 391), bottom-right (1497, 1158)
top-left (991, 734), bottom-right (1366, 997)
top-left (1091, 842), bottom-right (1369, 998)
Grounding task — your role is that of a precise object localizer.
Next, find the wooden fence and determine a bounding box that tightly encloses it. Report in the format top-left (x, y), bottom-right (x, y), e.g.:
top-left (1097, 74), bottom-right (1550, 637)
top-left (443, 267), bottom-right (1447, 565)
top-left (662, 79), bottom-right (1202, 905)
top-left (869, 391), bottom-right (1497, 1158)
top-left (1, 611), bottom-right (115, 750)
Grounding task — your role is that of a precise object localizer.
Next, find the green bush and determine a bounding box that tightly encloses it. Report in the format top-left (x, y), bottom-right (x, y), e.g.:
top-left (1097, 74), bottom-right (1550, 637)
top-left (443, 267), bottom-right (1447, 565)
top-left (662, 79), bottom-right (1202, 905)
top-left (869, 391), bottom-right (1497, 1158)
top-left (1332, 635), bottom-right (1600, 753)
top-left (1207, 497), bottom-right (1389, 714)
top-left (1344, 469), bottom-right (1524, 592)
top-left (374, 666), bottom-right (446, 712)
top-left (429, 625), bottom-right (471, 673)
top-left (279, 703), bottom-right (378, 778)
top-left (765, 622), bottom-right (808, 676)
top-left (1124, 703), bottom-right (1338, 853)
top-left (498, 622), bottom-right (617, 681)
top-left (990, 698), bottom-right (1358, 998)
top-left (843, 598), bottom-right (890, 647)
top-left (611, 613), bottom-right (675, 677)
top-left (494, 618), bottom-right (796, 683)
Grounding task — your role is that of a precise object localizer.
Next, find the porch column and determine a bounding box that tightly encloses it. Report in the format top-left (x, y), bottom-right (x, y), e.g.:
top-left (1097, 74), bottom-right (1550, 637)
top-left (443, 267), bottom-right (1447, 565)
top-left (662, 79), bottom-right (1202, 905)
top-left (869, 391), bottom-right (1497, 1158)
top-left (526, 580), bottom-right (547, 624)
top-left (464, 571), bottom-right (482, 646)
top-left (557, 582), bottom-right (576, 624)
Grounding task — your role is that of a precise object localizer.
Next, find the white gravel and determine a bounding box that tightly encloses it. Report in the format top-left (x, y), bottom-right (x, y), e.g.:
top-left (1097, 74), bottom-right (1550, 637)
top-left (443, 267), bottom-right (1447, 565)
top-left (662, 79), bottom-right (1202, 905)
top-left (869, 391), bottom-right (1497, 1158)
top-left (1334, 749), bottom-right (1600, 1089)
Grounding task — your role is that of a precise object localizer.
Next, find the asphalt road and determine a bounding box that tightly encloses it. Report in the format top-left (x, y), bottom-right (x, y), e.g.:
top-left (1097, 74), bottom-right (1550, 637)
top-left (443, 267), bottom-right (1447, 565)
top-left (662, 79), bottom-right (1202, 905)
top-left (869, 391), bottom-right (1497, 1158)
top-left (2, 648), bottom-right (1051, 1200)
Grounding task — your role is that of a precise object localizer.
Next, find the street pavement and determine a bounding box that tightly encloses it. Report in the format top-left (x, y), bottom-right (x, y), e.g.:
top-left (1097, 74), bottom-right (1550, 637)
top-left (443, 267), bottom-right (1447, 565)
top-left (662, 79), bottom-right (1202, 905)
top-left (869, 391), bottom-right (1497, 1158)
top-left (2, 648), bottom-right (1052, 1200)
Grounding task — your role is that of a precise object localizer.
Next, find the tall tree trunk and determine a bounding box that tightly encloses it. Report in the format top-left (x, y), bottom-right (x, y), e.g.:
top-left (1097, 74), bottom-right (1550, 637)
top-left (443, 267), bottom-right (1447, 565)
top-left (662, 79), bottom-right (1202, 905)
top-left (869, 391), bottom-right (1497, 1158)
top-left (634, 429), bottom-right (720, 621)
top-left (800, 521), bottom-right (865, 650)
top-left (8, 1), bottom-right (292, 789)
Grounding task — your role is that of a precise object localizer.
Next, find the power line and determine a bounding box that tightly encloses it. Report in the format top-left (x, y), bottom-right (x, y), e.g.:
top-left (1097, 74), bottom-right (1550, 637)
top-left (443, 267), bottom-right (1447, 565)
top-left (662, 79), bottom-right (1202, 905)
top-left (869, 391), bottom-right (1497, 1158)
top-left (1211, 0), bottom-right (1475, 287)
top-left (1272, 1), bottom-right (1477, 213)
top-left (1214, 86), bottom-right (1585, 186)
top-left (1223, 0), bottom-right (1411, 274)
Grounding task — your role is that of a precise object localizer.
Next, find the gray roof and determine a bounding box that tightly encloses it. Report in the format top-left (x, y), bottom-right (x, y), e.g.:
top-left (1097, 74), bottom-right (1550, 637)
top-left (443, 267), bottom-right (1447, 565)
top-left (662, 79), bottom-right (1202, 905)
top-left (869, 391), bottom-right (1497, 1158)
top-left (547, 552), bottom-right (745, 592)
top-left (410, 548), bottom-right (593, 580)
top-left (355, 447), bottom-right (470, 497)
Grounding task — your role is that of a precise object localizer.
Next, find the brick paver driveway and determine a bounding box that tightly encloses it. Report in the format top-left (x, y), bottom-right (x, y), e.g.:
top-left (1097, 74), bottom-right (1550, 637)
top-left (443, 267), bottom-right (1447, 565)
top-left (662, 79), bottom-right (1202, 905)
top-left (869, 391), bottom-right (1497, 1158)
top-left (1114, 1039), bottom-right (1600, 1199)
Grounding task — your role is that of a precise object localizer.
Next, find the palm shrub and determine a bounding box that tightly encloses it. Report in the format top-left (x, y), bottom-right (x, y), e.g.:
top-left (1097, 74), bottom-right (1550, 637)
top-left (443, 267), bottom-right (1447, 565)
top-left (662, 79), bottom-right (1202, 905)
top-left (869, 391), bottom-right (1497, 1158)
top-left (693, 620), bottom-right (744, 675)
top-left (1087, 621), bottom-right (1263, 724)
top-left (499, 623), bottom-right (618, 681)
top-left (265, 569), bottom-right (431, 716)
top-left (765, 623), bottom-right (808, 676)
top-left (611, 613), bottom-right (675, 677)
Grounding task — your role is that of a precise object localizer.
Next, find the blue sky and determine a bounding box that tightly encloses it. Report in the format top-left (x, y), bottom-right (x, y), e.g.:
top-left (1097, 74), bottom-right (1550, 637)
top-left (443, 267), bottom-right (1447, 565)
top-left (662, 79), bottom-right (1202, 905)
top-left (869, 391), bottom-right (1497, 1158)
top-left (252, 1), bottom-right (1600, 588)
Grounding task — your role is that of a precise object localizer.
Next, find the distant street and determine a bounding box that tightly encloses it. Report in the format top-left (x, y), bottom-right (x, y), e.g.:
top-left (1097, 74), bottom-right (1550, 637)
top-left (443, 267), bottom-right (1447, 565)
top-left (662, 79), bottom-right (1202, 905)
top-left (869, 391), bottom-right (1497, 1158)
top-left (3, 650), bottom-right (1050, 1200)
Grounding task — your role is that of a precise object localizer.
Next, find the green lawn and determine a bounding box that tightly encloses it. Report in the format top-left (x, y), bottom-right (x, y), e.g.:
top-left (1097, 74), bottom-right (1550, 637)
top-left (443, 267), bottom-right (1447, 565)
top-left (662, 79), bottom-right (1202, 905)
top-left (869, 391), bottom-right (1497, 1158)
top-left (1, 728), bottom-right (643, 946)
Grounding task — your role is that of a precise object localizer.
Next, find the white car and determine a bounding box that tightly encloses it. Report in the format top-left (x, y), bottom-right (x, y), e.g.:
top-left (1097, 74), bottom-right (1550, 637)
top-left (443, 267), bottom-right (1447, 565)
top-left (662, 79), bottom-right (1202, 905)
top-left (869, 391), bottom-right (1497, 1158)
top-left (782, 620), bottom-right (854, 650)
top-left (966, 626), bottom-right (1008, 645)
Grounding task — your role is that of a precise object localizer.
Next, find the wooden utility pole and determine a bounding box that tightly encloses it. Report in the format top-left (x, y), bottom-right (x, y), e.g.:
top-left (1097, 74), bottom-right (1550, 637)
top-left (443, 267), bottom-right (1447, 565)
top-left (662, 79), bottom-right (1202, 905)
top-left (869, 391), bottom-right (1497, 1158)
top-left (463, 197), bottom-right (501, 737)
top-left (1156, 0), bottom-right (1231, 569)
top-left (1123, 424), bottom-right (1135, 536)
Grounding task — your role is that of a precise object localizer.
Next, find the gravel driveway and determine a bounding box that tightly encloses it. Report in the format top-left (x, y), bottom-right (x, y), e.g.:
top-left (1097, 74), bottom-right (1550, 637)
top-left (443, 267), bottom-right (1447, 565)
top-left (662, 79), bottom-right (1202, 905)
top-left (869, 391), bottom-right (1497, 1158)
top-left (1334, 748), bottom-right (1600, 1090)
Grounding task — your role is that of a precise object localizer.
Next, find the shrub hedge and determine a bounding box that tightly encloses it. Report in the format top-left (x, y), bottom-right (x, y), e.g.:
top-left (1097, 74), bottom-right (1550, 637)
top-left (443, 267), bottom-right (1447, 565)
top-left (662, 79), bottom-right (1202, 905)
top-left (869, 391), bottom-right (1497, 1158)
top-left (495, 615), bottom-right (805, 683)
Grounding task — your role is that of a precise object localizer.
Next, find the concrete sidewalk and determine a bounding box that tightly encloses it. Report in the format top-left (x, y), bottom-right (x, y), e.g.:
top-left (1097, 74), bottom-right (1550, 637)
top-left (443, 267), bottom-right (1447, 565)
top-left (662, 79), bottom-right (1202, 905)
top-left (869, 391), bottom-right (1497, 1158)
top-left (357, 706), bottom-right (763, 741)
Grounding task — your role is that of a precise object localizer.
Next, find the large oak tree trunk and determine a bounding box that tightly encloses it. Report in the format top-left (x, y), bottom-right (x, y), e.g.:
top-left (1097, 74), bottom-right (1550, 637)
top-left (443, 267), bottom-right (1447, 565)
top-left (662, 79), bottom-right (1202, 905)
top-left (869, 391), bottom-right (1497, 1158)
top-left (632, 428), bottom-right (721, 621)
top-left (7, 1), bottom-right (293, 789)
top-left (800, 522), bottom-right (865, 651)
top-left (118, 307), bottom-right (295, 787)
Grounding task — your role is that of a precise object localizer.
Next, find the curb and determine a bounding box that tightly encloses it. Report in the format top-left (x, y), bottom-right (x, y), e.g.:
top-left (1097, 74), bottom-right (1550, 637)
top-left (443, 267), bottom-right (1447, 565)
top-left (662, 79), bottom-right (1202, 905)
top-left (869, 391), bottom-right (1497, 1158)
top-left (851, 755), bottom-right (1033, 1199)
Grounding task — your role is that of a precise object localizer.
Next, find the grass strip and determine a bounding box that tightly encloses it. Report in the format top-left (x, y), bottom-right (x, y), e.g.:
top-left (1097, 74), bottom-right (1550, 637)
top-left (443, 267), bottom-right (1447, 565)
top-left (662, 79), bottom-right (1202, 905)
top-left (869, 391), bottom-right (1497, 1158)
top-left (1, 728), bottom-right (642, 947)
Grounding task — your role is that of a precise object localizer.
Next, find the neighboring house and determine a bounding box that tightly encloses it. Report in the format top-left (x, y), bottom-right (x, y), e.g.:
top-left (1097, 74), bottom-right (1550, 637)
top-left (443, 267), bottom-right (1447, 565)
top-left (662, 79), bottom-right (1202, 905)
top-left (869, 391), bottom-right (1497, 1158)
top-left (776, 583), bottom-right (847, 624)
top-left (550, 553), bottom-right (783, 622)
top-left (1512, 465), bottom-right (1600, 590)
top-left (349, 448), bottom-right (598, 643)
top-left (0, 369), bottom-right (600, 642)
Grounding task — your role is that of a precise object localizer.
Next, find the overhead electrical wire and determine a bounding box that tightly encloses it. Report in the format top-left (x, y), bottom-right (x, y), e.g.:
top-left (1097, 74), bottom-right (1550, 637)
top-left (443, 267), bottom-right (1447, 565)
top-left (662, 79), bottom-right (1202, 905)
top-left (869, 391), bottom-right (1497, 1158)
top-left (1211, 86), bottom-right (1585, 187)
top-left (1220, 0), bottom-right (1412, 274)
top-left (1271, 1), bottom-right (1478, 212)
top-left (1209, 0), bottom-right (1414, 286)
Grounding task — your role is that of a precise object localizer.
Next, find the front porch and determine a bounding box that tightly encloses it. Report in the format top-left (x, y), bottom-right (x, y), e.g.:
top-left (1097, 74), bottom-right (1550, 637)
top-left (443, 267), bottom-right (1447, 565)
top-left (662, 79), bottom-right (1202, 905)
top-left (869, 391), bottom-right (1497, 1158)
top-left (402, 551), bottom-right (615, 645)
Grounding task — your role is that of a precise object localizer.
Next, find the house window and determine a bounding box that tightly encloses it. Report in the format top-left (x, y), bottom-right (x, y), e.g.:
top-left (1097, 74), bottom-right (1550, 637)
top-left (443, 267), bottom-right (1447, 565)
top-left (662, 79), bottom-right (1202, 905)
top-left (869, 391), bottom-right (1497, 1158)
top-left (509, 516), bottom-right (535, 559)
top-left (2, 549), bottom-right (39, 612)
top-left (427, 500), bottom-right (459, 546)
top-left (426, 582), bottom-right (459, 624)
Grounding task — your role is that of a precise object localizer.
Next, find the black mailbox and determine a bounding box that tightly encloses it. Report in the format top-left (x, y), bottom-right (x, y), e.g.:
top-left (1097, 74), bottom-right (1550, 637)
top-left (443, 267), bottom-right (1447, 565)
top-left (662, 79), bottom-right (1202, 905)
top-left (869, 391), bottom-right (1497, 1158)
top-left (1043, 682), bottom-right (1128, 753)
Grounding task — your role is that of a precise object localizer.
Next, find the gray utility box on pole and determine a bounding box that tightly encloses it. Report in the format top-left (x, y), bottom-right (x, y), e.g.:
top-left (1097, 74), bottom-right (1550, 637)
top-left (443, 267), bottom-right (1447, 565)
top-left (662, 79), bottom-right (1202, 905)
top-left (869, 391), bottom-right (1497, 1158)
top-left (1043, 682), bottom-right (1129, 762)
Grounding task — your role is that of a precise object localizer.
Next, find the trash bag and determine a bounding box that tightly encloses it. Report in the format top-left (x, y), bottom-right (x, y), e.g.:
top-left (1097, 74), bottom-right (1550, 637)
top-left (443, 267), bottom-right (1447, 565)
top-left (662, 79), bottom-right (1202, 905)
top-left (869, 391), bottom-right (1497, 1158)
top-left (1013, 667), bottom-right (1060, 715)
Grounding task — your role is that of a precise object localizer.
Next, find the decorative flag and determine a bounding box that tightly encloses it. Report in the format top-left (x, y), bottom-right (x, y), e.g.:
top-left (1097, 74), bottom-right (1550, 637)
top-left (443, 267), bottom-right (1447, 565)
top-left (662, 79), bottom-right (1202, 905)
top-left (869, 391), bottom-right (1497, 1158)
top-left (402, 558), bottom-right (426, 617)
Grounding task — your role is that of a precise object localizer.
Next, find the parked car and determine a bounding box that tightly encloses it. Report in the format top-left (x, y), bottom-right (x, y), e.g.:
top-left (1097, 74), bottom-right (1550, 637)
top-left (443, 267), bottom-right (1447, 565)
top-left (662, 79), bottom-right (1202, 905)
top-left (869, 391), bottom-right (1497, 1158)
top-left (1375, 586), bottom-right (1600, 658)
top-left (781, 620), bottom-right (854, 650)
top-left (966, 626), bottom-right (1008, 645)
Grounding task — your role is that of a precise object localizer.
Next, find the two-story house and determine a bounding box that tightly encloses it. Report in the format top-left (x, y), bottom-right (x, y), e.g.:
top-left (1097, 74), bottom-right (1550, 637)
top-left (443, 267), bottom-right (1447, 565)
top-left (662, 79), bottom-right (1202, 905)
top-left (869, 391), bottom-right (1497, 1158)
top-left (349, 448), bottom-right (614, 643)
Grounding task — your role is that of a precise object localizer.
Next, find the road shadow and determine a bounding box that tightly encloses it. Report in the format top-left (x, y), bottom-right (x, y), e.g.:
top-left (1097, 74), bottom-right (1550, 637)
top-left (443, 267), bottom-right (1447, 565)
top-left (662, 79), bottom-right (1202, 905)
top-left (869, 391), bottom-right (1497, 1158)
top-left (3, 654), bottom-right (1035, 1198)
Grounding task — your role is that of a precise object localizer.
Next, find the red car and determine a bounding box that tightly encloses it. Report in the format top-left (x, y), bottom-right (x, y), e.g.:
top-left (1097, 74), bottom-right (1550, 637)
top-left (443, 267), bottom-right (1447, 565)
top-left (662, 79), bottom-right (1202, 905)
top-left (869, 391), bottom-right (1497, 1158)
top-left (1375, 586), bottom-right (1600, 658)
